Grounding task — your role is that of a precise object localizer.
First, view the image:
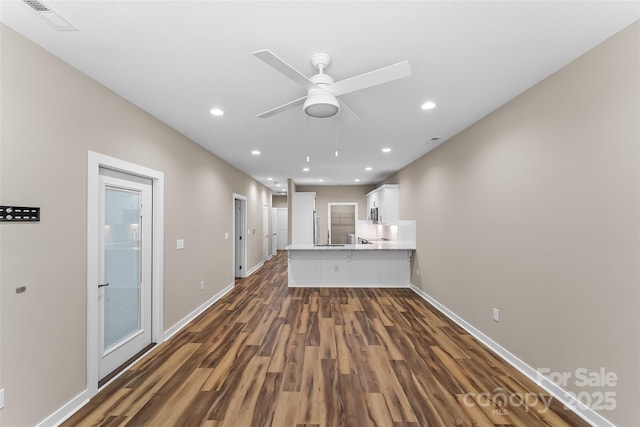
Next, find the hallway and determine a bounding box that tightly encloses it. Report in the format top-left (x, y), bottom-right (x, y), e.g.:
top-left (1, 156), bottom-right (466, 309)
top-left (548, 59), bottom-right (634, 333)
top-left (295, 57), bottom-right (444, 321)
top-left (64, 251), bottom-right (588, 426)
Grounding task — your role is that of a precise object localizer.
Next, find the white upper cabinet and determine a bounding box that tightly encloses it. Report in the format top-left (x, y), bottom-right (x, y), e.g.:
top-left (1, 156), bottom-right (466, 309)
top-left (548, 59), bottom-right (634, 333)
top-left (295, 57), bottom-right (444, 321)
top-left (366, 184), bottom-right (399, 224)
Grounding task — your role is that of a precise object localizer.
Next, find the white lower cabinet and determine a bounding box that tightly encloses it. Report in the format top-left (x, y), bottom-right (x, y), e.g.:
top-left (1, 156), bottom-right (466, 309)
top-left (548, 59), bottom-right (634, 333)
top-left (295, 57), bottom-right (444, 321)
top-left (349, 251), bottom-right (380, 284)
top-left (288, 249), bottom-right (411, 287)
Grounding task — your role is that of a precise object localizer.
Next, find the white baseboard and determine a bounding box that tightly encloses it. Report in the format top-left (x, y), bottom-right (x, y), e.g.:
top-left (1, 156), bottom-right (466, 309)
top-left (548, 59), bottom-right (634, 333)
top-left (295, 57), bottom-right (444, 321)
top-left (38, 281), bottom-right (235, 427)
top-left (245, 262), bottom-right (264, 278)
top-left (36, 390), bottom-right (90, 427)
top-left (163, 282), bottom-right (234, 341)
top-left (288, 282), bottom-right (410, 288)
top-left (409, 284), bottom-right (613, 427)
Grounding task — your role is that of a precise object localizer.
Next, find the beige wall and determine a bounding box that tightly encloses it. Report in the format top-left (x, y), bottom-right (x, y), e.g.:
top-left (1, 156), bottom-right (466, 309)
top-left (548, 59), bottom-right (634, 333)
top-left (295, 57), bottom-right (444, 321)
top-left (0, 25), bottom-right (272, 426)
top-left (272, 195), bottom-right (287, 208)
top-left (393, 23), bottom-right (639, 426)
top-left (296, 185), bottom-right (373, 244)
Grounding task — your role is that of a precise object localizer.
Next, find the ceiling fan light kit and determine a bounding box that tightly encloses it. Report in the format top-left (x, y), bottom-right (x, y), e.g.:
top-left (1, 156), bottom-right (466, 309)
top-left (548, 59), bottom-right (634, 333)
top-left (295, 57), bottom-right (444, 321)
top-left (253, 49), bottom-right (411, 121)
top-left (303, 90), bottom-right (340, 118)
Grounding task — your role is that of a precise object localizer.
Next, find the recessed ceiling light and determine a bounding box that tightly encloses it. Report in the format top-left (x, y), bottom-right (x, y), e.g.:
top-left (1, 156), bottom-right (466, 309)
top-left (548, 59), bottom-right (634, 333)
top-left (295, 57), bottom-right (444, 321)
top-left (319, 179), bottom-right (324, 183)
top-left (267, 177), bottom-right (273, 181)
top-left (354, 178), bottom-right (360, 182)
top-left (302, 167), bottom-right (310, 172)
top-left (382, 148), bottom-right (391, 153)
top-left (421, 101), bottom-right (436, 110)
top-left (251, 150), bottom-right (261, 155)
top-left (365, 167), bottom-right (372, 171)
top-left (210, 108), bottom-right (224, 116)
top-left (276, 183), bottom-right (281, 187)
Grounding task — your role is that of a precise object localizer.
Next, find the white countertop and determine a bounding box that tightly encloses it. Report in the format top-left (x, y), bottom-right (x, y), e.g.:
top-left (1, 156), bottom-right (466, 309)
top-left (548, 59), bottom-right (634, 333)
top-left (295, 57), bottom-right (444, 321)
top-left (287, 241), bottom-right (416, 251)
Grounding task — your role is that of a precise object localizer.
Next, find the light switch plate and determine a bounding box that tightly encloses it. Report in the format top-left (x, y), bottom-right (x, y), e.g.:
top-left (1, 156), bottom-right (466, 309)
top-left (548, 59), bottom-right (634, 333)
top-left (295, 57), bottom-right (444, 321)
top-left (176, 239), bottom-right (184, 250)
top-left (224, 232), bottom-right (229, 240)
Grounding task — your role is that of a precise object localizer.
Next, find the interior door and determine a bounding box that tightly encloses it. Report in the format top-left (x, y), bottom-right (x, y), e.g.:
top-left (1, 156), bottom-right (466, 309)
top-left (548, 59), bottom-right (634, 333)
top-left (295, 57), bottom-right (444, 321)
top-left (234, 198), bottom-right (246, 277)
top-left (263, 204), bottom-right (269, 261)
top-left (271, 208), bottom-right (278, 256)
top-left (98, 169), bottom-right (152, 380)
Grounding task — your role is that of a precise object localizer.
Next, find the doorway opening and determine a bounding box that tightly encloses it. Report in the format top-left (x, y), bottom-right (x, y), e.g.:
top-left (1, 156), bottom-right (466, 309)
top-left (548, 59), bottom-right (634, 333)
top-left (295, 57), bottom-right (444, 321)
top-left (263, 203), bottom-right (270, 262)
top-left (233, 194), bottom-right (247, 278)
top-left (328, 202), bottom-right (358, 244)
top-left (87, 151), bottom-right (164, 398)
top-left (271, 207), bottom-right (278, 257)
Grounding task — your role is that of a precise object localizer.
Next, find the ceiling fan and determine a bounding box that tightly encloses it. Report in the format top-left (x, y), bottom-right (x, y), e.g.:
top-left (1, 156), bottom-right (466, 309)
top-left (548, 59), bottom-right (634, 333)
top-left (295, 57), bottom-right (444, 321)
top-left (253, 50), bottom-right (412, 123)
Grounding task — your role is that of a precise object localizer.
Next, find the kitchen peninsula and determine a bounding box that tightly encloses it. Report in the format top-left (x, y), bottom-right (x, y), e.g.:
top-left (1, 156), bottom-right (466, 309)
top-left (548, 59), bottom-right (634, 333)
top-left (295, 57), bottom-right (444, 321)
top-left (287, 241), bottom-right (415, 287)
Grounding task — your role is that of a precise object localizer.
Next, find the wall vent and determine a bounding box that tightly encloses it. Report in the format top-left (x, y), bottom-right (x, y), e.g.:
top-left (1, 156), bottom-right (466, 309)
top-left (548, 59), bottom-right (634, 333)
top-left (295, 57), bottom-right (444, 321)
top-left (23, 0), bottom-right (78, 31)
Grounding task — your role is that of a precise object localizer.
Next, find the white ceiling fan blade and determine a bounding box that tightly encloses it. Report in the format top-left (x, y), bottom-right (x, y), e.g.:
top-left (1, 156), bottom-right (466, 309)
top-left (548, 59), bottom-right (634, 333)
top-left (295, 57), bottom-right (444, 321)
top-left (330, 61), bottom-right (412, 97)
top-left (257, 96), bottom-right (307, 118)
top-left (337, 100), bottom-right (362, 126)
top-left (253, 50), bottom-right (317, 91)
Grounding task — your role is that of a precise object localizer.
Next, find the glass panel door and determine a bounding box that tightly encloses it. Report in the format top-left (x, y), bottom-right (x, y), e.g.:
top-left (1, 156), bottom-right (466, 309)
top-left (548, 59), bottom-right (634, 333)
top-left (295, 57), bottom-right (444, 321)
top-left (98, 169), bottom-right (152, 380)
top-left (103, 187), bottom-right (141, 350)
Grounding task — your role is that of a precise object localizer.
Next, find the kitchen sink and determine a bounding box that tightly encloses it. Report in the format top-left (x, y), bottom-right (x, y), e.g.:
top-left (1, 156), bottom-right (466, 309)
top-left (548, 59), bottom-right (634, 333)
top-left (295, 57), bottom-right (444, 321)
top-left (314, 244), bottom-right (345, 247)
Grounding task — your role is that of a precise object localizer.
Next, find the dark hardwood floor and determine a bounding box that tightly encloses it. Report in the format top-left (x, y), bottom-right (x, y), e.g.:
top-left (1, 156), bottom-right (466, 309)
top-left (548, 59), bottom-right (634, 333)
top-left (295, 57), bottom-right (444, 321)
top-left (64, 251), bottom-right (589, 426)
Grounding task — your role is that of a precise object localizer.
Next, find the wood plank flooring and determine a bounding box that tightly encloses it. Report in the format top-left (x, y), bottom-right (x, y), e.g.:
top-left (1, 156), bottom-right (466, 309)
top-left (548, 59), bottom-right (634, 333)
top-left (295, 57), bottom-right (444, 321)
top-left (64, 251), bottom-right (589, 426)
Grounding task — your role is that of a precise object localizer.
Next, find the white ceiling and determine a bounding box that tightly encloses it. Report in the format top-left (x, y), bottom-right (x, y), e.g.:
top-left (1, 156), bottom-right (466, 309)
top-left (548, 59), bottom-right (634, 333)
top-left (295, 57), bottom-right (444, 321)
top-left (2, 1), bottom-right (638, 193)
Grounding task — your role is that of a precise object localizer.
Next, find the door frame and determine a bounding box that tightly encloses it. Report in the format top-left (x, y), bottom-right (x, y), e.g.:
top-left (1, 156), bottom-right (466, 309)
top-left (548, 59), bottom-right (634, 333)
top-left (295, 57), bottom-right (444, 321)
top-left (327, 202), bottom-right (358, 244)
top-left (263, 203), bottom-right (270, 261)
top-left (87, 151), bottom-right (164, 397)
top-left (271, 207), bottom-right (277, 256)
top-left (233, 193), bottom-right (247, 278)
top-left (275, 207), bottom-right (289, 250)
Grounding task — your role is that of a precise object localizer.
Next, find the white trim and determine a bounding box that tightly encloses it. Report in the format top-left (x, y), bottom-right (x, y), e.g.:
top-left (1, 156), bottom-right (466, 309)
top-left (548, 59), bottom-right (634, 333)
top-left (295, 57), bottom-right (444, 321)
top-left (262, 202), bottom-right (270, 262)
top-left (38, 278), bottom-right (231, 427)
top-left (409, 284), bottom-right (614, 427)
top-left (35, 391), bottom-right (90, 427)
top-left (289, 283), bottom-right (409, 288)
top-left (87, 151), bottom-right (164, 399)
top-left (327, 202), bottom-right (358, 244)
top-left (163, 282), bottom-right (234, 341)
top-left (232, 193), bottom-right (248, 278)
top-left (245, 261), bottom-right (264, 277)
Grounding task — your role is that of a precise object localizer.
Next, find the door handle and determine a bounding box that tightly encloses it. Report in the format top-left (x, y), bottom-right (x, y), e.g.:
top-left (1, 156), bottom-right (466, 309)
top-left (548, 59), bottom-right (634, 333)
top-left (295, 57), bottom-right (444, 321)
top-left (98, 283), bottom-right (109, 288)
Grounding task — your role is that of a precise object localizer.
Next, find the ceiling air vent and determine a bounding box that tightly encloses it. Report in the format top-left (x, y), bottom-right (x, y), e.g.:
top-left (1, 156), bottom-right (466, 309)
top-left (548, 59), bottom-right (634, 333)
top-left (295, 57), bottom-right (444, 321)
top-left (23, 0), bottom-right (78, 31)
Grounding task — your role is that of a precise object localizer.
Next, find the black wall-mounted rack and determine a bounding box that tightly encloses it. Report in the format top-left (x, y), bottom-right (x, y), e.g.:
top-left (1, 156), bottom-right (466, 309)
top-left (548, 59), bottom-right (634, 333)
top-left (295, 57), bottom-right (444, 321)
top-left (0, 206), bottom-right (40, 222)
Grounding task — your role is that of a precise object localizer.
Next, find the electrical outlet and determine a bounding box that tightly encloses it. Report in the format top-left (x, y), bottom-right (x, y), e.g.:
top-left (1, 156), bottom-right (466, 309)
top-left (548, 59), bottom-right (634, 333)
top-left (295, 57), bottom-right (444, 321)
top-left (200, 281), bottom-right (204, 291)
top-left (493, 308), bottom-right (500, 322)
top-left (176, 239), bottom-right (184, 250)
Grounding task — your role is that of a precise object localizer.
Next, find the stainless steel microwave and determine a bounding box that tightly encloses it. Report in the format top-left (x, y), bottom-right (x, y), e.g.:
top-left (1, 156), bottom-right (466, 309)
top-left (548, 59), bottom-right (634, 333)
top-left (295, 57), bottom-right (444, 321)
top-left (370, 207), bottom-right (379, 223)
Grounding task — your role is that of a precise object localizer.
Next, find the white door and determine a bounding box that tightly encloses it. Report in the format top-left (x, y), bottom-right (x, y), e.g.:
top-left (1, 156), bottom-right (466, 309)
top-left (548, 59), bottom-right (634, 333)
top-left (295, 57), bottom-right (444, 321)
top-left (271, 208), bottom-right (278, 256)
top-left (234, 198), bottom-right (246, 277)
top-left (276, 208), bottom-right (289, 250)
top-left (98, 169), bottom-right (152, 380)
top-left (263, 204), bottom-right (269, 261)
